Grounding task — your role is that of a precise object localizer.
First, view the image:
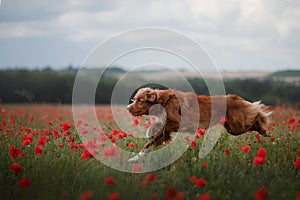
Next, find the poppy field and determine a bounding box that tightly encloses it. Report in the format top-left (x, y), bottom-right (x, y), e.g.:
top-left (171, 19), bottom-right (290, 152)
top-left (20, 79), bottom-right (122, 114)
top-left (1, 104), bottom-right (300, 200)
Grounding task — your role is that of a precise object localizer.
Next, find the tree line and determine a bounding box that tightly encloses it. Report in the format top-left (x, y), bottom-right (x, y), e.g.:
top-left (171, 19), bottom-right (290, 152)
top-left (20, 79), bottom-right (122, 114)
top-left (0, 69), bottom-right (299, 106)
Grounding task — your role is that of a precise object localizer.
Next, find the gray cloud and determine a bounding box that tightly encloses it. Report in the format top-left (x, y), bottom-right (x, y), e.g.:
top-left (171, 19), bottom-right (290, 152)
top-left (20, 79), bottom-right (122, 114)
top-left (0, 0), bottom-right (299, 71)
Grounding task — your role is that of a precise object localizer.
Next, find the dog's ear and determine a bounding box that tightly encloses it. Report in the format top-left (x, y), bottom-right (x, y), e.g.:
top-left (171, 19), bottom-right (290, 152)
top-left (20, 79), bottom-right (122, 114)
top-left (145, 91), bottom-right (157, 102)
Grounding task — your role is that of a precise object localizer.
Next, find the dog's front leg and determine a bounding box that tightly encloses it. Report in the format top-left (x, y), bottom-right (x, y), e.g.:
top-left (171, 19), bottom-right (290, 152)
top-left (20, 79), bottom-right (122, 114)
top-left (128, 129), bottom-right (169, 162)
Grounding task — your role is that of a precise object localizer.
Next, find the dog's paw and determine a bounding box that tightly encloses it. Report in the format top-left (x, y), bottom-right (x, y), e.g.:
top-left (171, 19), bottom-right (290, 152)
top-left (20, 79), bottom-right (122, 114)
top-left (128, 155), bottom-right (140, 162)
top-left (127, 151), bottom-right (146, 162)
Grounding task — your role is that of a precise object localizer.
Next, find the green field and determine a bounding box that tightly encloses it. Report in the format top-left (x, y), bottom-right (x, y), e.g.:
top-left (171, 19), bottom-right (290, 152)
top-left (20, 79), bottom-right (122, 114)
top-left (0, 104), bottom-right (299, 200)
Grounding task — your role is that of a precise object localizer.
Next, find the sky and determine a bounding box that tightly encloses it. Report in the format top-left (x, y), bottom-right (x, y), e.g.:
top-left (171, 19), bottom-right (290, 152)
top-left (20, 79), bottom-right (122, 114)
top-left (0, 0), bottom-right (299, 71)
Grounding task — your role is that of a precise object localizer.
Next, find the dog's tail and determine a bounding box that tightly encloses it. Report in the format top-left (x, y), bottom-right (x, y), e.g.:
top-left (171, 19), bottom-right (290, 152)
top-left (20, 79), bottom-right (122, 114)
top-left (251, 101), bottom-right (272, 124)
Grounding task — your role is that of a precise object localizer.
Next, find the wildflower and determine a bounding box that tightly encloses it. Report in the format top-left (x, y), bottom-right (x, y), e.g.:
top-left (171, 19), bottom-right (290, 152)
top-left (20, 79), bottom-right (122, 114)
top-left (61, 122), bottom-right (71, 131)
top-left (295, 157), bottom-right (300, 169)
top-left (224, 148), bottom-right (230, 155)
top-left (141, 180), bottom-right (148, 187)
top-left (103, 146), bottom-right (117, 158)
top-left (296, 191), bottom-right (300, 200)
top-left (35, 146), bottom-right (43, 155)
top-left (270, 137), bottom-right (275, 142)
top-left (242, 145), bottom-right (251, 153)
top-left (81, 128), bottom-right (88, 135)
top-left (203, 161), bottom-right (208, 168)
top-left (10, 163), bottom-right (22, 174)
top-left (145, 173), bottom-right (156, 181)
top-left (190, 175), bottom-right (197, 183)
top-left (29, 116), bottom-right (34, 122)
top-left (255, 187), bottom-right (267, 200)
top-left (152, 193), bottom-right (158, 199)
top-left (288, 117), bottom-right (295, 124)
top-left (190, 140), bottom-right (197, 148)
top-left (10, 144), bottom-right (24, 158)
top-left (81, 149), bottom-right (93, 160)
top-left (198, 128), bottom-right (205, 135)
top-left (108, 192), bottom-right (119, 200)
top-left (79, 191), bottom-right (93, 200)
top-left (132, 163), bottom-right (142, 173)
top-left (105, 177), bottom-right (115, 185)
top-left (254, 156), bottom-right (265, 166)
top-left (127, 142), bottom-right (134, 148)
top-left (198, 193), bottom-right (211, 200)
top-left (195, 177), bottom-right (208, 188)
top-left (166, 187), bottom-right (184, 200)
top-left (132, 119), bottom-right (139, 126)
top-left (257, 148), bottom-right (267, 157)
top-left (18, 176), bottom-right (30, 188)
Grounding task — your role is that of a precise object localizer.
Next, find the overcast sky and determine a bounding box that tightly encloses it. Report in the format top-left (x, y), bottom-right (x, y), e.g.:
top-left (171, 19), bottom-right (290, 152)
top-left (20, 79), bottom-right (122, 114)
top-left (0, 0), bottom-right (299, 71)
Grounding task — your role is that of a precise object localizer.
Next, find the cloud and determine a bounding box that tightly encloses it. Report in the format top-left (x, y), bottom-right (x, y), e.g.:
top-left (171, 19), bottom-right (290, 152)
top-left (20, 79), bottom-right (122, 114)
top-left (0, 0), bottom-right (299, 70)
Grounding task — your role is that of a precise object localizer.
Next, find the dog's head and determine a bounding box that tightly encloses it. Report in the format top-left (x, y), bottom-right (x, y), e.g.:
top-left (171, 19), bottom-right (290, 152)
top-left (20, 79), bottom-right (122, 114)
top-left (126, 87), bottom-right (158, 116)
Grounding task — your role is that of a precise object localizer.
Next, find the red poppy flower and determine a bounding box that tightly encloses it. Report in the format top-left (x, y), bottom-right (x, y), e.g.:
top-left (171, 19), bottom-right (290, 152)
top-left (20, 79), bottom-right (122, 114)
top-left (35, 146), bottom-right (43, 155)
top-left (198, 193), bottom-right (211, 200)
top-left (294, 157), bottom-right (300, 169)
top-left (108, 192), bottom-right (119, 200)
top-left (174, 192), bottom-right (184, 200)
top-left (29, 116), bottom-right (34, 122)
top-left (10, 144), bottom-right (24, 158)
top-left (61, 122), bottom-right (71, 131)
top-left (18, 176), bottom-right (30, 188)
top-left (141, 180), bottom-right (148, 187)
top-left (198, 128), bottom-right (205, 135)
top-left (195, 177), bottom-right (208, 188)
top-left (38, 138), bottom-right (46, 146)
top-left (255, 187), bottom-right (267, 200)
top-left (254, 156), bottom-right (265, 166)
top-left (257, 148), bottom-right (267, 158)
top-left (102, 146), bottom-right (117, 158)
top-left (145, 173), bottom-right (156, 181)
top-left (288, 117), bottom-right (295, 124)
top-left (166, 187), bottom-right (176, 199)
top-left (242, 145), bottom-right (251, 153)
top-left (10, 163), bottom-right (22, 174)
top-left (296, 191), bottom-right (300, 200)
top-left (224, 148), bottom-right (230, 155)
top-left (81, 149), bottom-right (93, 160)
top-left (127, 142), bottom-right (134, 148)
top-left (190, 175), bottom-right (197, 183)
top-left (105, 177), bottom-right (115, 185)
top-left (152, 193), bottom-right (158, 199)
top-left (190, 140), bottom-right (197, 148)
top-left (132, 163), bottom-right (142, 173)
top-left (79, 191), bottom-right (93, 200)
top-left (203, 161), bottom-right (208, 168)
top-left (132, 119), bottom-right (139, 126)
top-left (270, 137), bottom-right (275, 142)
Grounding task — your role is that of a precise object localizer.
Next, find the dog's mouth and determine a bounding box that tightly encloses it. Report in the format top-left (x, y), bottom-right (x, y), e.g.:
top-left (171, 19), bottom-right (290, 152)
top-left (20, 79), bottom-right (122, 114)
top-left (131, 112), bottom-right (144, 116)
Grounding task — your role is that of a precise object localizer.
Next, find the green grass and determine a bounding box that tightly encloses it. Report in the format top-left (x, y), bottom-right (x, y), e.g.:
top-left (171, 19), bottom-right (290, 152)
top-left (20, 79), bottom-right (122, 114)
top-left (0, 104), bottom-right (299, 200)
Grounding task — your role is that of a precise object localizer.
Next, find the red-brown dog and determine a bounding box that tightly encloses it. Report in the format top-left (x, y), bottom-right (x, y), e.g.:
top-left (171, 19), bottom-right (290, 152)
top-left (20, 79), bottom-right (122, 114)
top-left (127, 87), bottom-right (271, 161)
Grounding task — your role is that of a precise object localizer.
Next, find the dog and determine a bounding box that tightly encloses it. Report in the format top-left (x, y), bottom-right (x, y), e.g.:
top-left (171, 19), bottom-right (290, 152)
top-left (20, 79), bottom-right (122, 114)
top-left (127, 87), bottom-right (271, 162)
